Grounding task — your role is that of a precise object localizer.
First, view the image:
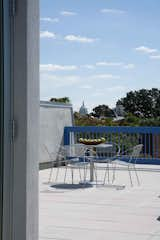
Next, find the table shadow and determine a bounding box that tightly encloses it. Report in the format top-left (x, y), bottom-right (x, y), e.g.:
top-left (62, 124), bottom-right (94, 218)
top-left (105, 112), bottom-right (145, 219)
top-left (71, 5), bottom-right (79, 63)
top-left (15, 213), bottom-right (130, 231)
top-left (50, 183), bottom-right (93, 190)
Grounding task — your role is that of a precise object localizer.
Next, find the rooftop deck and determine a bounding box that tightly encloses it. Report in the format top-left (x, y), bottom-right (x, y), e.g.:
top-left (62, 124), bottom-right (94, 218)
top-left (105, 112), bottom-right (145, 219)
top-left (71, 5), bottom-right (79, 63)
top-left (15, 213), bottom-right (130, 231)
top-left (40, 165), bottom-right (160, 240)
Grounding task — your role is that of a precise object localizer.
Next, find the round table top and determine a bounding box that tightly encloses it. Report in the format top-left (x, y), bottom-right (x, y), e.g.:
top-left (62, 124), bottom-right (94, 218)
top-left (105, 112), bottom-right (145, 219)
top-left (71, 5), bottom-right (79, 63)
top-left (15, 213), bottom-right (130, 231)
top-left (74, 143), bottom-right (113, 148)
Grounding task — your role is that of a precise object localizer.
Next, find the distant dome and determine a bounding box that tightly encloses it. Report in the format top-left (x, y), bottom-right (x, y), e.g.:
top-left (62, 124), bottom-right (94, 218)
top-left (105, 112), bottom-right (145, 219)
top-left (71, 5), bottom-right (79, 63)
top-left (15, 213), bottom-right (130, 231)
top-left (79, 101), bottom-right (88, 115)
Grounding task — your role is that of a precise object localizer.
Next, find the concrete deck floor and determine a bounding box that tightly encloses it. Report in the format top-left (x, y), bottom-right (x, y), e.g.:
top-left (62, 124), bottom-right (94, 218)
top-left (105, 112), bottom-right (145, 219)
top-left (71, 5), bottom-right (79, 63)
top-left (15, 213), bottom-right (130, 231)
top-left (39, 165), bottom-right (160, 240)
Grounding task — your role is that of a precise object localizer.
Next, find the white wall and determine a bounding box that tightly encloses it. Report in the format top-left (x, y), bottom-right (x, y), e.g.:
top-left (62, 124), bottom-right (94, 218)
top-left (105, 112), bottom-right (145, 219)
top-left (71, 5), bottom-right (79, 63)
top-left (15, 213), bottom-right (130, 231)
top-left (40, 101), bottom-right (73, 164)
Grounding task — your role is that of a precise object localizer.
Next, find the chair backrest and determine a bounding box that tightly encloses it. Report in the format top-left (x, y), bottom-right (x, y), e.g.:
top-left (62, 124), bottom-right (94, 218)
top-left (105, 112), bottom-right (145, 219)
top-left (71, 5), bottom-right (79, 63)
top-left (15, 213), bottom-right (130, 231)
top-left (95, 142), bottom-right (120, 158)
top-left (107, 142), bottom-right (120, 157)
top-left (131, 144), bottom-right (143, 158)
top-left (43, 144), bottom-right (57, 162)
top-left (63, 144), bottom-right (86, 158)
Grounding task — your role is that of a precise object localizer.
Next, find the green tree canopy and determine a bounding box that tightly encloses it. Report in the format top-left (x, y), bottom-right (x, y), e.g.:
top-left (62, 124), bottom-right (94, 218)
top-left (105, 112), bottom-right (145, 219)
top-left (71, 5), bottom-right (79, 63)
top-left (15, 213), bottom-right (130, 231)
top-left (50, 97), bottom-right (70, 104)
top-left (117, 88), bottom-right (160, 118)
top-left (91, 104), bottom-right (114, 118)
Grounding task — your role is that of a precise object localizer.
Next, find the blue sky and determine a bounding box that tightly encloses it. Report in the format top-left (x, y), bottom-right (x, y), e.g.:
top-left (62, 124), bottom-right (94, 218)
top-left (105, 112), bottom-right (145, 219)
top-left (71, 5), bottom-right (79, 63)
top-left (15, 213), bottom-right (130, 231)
top-left (40, 0), bottom-right (160, 112)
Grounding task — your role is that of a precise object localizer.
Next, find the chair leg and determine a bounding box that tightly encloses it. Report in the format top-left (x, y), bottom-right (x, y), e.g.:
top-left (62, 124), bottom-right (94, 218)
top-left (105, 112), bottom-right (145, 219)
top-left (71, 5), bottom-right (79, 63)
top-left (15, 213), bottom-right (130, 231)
top-left (93, 164), bottom-right (98, 187)
top-left (103, 162), bottom-right (109, 185)
top-left (112, 162), bottom-right (116, 183)
top-left (103, 165), bottom-right (107, 185)
top-left (48, 160), bottom-right (56, 183)
top-left (133, 164), bottom-right (140, 186)
top-left (128, 166), bottom-right (133, 187)
top-left (55, 167), bottom-right (59, 183)
top-left (78, 167), bottom-right (82, 181)
top-left (81, 165), bottom-right (87, 188)
top-left (55, 159), bottom-right (61, 183)
top-left (64, 165), bottom-right (68, 183)
top-left (84, 165), bottom-right (87, 182)
top-left (81, 157), bottom-right (85, 183)
top-left (107, 162), bottom-right (110, 183)
top-left (71, 168), bottom-right (74, 184)
top-left (48, 166), bottom-right (54, 183)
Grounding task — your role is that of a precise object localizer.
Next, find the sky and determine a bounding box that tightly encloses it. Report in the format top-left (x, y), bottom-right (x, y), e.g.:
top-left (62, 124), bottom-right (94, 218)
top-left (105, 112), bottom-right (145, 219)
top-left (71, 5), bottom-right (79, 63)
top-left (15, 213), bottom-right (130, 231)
top-left (40, 0), bottom-right (160, 112)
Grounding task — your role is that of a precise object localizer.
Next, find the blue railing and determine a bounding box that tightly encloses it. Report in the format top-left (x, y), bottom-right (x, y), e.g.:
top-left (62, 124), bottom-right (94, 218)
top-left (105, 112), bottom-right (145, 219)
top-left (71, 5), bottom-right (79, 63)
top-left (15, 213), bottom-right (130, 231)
top-left (64, 126), bottom-right (160, 164)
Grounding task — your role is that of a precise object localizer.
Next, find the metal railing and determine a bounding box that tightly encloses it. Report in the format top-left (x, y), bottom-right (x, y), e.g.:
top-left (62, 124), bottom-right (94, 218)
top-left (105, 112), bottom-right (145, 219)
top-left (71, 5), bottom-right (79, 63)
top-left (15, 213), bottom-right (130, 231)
top-left (64, 126), bottom-right (160, 164)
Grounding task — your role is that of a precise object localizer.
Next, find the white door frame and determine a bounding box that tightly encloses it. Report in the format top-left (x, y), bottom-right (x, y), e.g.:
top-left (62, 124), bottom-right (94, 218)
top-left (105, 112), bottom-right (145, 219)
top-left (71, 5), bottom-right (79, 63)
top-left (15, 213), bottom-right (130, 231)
top-left (2, 1), bottom-right (39, 240)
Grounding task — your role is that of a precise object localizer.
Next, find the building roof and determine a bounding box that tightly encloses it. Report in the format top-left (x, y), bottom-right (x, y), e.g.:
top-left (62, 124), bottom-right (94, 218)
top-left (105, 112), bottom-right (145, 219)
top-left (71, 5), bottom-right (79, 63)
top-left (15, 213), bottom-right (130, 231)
top-left (79, 101), bottom-right (88, 115)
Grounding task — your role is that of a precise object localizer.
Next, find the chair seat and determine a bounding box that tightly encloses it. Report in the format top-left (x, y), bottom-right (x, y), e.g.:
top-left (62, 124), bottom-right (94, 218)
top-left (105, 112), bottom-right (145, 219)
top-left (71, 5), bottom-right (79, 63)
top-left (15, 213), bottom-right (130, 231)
top-left (68, 162), bottom-right (89, 168)
top-left (85, 155), bottom-right (116, 163)
top-left (92, 158), bottom-right (111, 163)
top-left (66, 156), bottom-right (89, 167)
top-left (112, 159), bottom-right (133, 166)
top-left (66, 157), bottom-right (79, 162)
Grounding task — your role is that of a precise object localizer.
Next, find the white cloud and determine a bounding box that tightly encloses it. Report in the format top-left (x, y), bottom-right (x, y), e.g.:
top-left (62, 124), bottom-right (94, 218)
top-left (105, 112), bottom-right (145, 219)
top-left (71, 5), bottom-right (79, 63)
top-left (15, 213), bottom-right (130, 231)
top-left (135, 46), bottom-right (158, 54)
top-left (64, 35), bottom-right (97, 43)
top-left (80, 85), bottom-right (93, 89)
top-left (40, 64), bottom-right (78, 72)
top-left (40, 17), bottom-right (59, 23)
top-left (96, 62), bottom-right (123, 67)
top-left (150, 55), bottom-right (160, 60)
top-left (105, 86), bottom-right (126, 92)
top-left (91, 91), bottom-right (105, 97)
top-left (40, 31), bottom-right (56, 39)
top-left (100, 9), bottom-right (126, 14)
top-left (60, 11), bottom-right (77, 16)
top-left (81, 65), bottom-right (95, 69)
top-left (92, 74), bottom-right (120, 80)
top-left (41, 73), bottom-right (80, 88)
top-left (91, 86), bottom-right (125, 97)
top-left (96, 61), bottom-right (135, 69)
top-left (40, 62), bottom-right (135, 73)
top-left (123, 64), bottom-right (135, 69)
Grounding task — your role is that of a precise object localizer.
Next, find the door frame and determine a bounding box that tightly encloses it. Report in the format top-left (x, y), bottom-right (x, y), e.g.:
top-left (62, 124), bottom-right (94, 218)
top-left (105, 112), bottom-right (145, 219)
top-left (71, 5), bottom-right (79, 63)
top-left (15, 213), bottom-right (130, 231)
top-left (0, 0), bottom-right (13, 239)
top-left (0, 1), bottom-right (39, 240)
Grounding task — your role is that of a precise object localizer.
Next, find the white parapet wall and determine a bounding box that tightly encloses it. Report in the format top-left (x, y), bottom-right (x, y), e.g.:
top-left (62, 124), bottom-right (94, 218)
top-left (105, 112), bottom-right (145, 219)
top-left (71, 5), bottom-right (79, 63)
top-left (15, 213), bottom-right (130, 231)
top-left (40, 101), bottom-right (73, 168)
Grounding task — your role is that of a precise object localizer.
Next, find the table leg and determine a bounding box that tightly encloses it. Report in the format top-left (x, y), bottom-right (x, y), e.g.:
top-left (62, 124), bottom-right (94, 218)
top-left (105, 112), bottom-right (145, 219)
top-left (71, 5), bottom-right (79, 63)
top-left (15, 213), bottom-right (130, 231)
top-left (90, 161), bottom-right (94, 181)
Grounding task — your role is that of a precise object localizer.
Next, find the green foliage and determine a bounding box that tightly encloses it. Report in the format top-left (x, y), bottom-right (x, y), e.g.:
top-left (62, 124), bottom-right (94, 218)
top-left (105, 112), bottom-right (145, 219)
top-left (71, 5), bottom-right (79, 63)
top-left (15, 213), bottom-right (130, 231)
top-left (139, 118), bottom-right (160, 126)
top-left (91, 104), bottom-right (114, 118)
top-left (116, 113), bottom-right (140, 126)
top-left (74, 111), bottom-right (160, 127)
top-left (50, 97), bottom-right (70, 103)
top-left (118, 88), bottom-right (160, 118)
top-left (74, 112), bottom-right (113, 126)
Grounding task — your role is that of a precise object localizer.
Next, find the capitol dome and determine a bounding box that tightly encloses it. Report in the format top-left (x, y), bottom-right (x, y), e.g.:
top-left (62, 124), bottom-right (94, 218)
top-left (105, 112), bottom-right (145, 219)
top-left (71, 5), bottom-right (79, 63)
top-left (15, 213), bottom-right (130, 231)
top-left (79, 101), bottom-right (88, 115)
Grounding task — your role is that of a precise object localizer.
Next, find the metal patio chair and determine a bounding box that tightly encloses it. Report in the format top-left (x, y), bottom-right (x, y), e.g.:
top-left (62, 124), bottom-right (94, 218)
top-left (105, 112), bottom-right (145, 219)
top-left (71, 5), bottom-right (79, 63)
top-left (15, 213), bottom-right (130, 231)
top-left (102, 143), bottom-right (121, 185)
top-left (44, 144), bottom-right (88, 184)
top-left (43, 144), bottom-right (61, 183)
top-left (60, 144), bottom-right (89, 184)
top-left (111, 144), bottom-right (143, 186)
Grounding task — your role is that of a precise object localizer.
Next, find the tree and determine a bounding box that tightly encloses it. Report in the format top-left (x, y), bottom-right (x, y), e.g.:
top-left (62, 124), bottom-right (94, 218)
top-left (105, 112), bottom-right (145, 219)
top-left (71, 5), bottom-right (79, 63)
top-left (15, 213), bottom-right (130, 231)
top-left (91, 104), bottom-right (114, 118)
top-left (50, 97), bottom-right (70, 103)
top-left (117, 88), bottom-right (160, 118)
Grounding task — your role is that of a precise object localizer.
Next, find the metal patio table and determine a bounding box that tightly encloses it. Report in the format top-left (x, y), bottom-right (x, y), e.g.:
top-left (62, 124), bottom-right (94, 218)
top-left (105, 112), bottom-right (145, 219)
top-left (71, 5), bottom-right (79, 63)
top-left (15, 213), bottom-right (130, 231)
top-left (78, 143), bottom-right (113, 184)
